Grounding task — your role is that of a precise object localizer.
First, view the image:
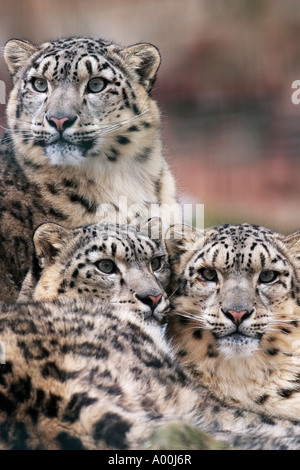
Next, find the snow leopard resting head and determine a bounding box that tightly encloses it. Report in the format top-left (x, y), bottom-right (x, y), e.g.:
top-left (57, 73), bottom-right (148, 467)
top-left (19, 218), bottom-right (170, 323)
top-left (166, 223), bottom-right (300, 420)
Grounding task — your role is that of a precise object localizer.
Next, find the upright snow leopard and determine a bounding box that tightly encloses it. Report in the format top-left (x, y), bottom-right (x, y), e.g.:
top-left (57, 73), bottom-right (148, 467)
top-left (2, 221), bottom-right (300, 450)
top-left (166, 223), bottom-right (300, 420)
top-left (0, 36), bottom-right (180, 302)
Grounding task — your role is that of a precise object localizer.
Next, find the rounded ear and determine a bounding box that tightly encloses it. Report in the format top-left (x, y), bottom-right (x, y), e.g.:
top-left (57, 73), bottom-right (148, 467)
top-left (4, 39), bottom-right (37, 75)
top-left (33, 223), bottom-right (71, 268)
top-left (283, 231), bottom-right (300, 247)
top-left (165, 224), bottom-right (201, 261)
top-left (120, 43), bottom-right (161, 92)
top-left (282, 231), bottom-right (300, 266)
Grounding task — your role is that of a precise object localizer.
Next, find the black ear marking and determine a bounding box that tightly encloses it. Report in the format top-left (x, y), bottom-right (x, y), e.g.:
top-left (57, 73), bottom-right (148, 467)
top-left (31, 251), bottom-right (43, 281)
top-left (120, 43), bottom-right (161, 92)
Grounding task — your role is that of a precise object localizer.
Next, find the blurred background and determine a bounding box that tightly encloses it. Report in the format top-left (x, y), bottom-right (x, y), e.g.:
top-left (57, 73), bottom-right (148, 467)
top-left (1, 0), bottom-right (300, 233)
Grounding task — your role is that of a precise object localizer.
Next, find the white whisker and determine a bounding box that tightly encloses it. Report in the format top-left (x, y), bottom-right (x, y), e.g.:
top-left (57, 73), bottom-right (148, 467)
top-left (100, 109), bottom-right (151, 134)
top-left (173, 310), bottom-right (204, 325)
top-left (167, 282), bottom-right (184, 301)
top-left (270, 319), bottom-right (300, 323)
top-left (3, 109), bottom-right (152, 144)
top-left (266, 328), bottom-right (286, 333)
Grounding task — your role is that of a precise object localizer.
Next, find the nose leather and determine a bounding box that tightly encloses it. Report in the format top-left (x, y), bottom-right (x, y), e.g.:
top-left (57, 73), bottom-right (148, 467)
top-left (136, 293), bottom-right (163, 312)
top-left (224, 309), bottom-right (251, 326)
top-left (48, 117), bottom-right (70, 132)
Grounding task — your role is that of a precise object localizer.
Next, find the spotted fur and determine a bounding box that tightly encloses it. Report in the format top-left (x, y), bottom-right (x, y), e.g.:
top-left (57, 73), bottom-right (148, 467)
top-left (19, 219), bottom-right (170, 323)
top-left (3, 224), bottom-right (300, 449)
top-left (166, 223), bottom-right (300, 420)
top-left (0, 36), bottom-right (180, 301)
top-left (4, 298), bottom-right (300, 450)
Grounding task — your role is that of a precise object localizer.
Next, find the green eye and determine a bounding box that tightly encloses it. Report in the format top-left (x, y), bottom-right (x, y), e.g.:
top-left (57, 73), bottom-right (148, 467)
top-left (96, 259), bottom-right (116, 274)
top-left (32, 78), bottom-right (48, 93)
top-left (259, 270), bottom-right (278, 284)
top-left (87, 77), bottom-right (106, 93)
top-left (199, 268), bottom-right (218, 282)
top-left (151, 257), bottom-right (163, 272)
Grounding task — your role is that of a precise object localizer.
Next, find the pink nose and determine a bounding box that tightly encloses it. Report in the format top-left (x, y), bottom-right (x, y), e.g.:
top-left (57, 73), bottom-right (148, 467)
top-left (136, 293), bottom-right (163, 312)
top-left (48, 117), bottom-right (70, 132)
top-left (225, 309), bottom-right (250, 326)
top-left (148, 294), bottom-right (163, 309)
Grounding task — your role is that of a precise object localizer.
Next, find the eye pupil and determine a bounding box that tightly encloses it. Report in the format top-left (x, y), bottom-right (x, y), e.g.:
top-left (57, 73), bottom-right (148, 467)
top-left (32, 78), bottom-right (48, 92)
top-left (151, 257), bottom-right (162, 271)
top-left (87, 78), bottom-right (106, 93)
top-left (97, 259), bottom-right (115, 274)
top-left (199, 268), bottom-right (217, 282)
top-left (259, 271), bottom-right (277, 283)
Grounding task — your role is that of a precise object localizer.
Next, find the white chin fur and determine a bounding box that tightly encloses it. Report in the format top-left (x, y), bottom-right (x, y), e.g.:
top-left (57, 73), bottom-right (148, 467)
top-left (217, 335), bottom-right (260, 358)
top-left (45, 144), bottom-right (86, 166)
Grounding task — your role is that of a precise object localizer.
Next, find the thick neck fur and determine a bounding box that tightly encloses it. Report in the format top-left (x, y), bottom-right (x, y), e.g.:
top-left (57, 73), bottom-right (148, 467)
top-left (7, 123), bottom-right (167, 226)
top-left (15, 130), bottom-right (162, 199)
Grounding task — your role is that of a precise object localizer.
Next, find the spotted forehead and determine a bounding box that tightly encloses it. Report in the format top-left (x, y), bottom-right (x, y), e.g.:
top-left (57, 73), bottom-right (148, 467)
top-left (30, 37), bottom-right (122, 79)
top-left (76, 224), bottom-right (161, 259)
top-left (207, 224), bottom-right (276, 246)
top-left (192, 224), bottom-right (281, 271)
